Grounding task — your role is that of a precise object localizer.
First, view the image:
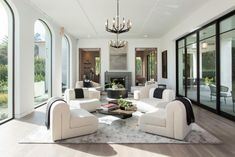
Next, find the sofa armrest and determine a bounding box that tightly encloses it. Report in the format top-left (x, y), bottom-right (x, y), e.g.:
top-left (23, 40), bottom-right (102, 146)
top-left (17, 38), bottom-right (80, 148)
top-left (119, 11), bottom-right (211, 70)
top-left (138, 87), bottom-right (149, 99)
top-left (91, 81), bottom-right (100, 87)
top-left (64, 89), bottom-right (75, 102)
top-left (162, 89), bottom-right (175, 102)
top-left (88, 90), bottom-right (101, 100)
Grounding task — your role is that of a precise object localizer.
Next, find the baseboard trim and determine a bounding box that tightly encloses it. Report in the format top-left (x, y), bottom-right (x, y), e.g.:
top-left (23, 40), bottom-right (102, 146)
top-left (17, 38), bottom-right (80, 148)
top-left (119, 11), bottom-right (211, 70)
top-left (14, 109), bottom-right (34, 119)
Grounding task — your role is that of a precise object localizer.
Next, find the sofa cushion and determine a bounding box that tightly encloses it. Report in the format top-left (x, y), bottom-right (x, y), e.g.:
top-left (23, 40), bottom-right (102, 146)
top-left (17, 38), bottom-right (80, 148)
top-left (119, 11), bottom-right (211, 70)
top-left (139, 109), bottom-right (166, 127)
top-left (70, 109), bottom-right (98, 128)
top-left (153, 88), bottom-right (165, 99)
top-left (74, 88), bottom-right (84, 98)
top-left (69, 98), bottom-right (101, 112)
top-left (137, 98), bottom-right (168, 112)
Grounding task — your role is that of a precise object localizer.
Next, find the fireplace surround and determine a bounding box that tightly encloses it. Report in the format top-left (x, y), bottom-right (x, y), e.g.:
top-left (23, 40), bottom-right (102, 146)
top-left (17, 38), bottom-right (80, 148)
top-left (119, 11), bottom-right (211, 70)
top-left (105, 71), bottom-right (132, 91)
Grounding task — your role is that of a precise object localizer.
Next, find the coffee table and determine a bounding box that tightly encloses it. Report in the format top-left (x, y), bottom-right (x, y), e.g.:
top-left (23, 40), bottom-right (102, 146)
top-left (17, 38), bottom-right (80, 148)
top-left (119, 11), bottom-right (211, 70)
top-left (97, 106), bottom-right (137, 119)
top-left (106, 88), bottom-right (128, 99)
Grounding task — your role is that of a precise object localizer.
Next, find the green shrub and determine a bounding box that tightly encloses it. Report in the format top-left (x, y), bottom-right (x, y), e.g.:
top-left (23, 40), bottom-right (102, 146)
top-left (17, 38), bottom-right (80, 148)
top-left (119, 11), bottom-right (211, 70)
top-left (0, 80), bottom-right (7, 93)
top-left (0, 93), bottom-right (8, 107)
top-left (0, 113), bottom-right (8, 121)
top-left (0, 64), bottom-right (8, 82)
top-left (204, 77), bottom-right (214, 85)
top-left (34, 57), bottom-right (45, 82)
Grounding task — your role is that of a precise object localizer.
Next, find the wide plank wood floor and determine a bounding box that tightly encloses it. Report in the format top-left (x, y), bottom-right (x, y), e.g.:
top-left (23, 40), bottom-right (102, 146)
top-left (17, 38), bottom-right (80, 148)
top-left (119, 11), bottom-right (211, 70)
top-left (0, 105), bottom-right (235, 157)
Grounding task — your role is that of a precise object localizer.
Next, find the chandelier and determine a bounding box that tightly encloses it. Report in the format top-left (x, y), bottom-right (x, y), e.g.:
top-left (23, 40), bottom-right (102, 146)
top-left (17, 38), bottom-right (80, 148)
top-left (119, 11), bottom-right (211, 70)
top-left (110, 34), bottom-right (127, 48)
top-left (105, 0), bottom-right (132, 34)
top-left (105, 0), bottom-right (131, 48)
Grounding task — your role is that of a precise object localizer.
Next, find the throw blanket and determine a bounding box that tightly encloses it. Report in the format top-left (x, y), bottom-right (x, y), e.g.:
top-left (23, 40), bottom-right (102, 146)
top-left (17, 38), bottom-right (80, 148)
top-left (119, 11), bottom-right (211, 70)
top-left (45, 97), bottom-right (66, 130)
top-left (153, 88), bottom-right (165, 99)
top-left (175, 97), bottom-right (195, 125)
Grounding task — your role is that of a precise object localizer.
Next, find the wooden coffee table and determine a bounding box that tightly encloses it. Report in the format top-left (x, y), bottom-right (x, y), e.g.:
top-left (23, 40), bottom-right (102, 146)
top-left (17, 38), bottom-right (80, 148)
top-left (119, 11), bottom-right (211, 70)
top-left (97, 106), bottom-right (137, 119)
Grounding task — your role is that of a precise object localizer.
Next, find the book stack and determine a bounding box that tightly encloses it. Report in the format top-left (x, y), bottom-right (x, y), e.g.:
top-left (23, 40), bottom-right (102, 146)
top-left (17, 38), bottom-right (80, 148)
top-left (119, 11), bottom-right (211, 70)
top-left (100, 103), bottom-right (119, 111)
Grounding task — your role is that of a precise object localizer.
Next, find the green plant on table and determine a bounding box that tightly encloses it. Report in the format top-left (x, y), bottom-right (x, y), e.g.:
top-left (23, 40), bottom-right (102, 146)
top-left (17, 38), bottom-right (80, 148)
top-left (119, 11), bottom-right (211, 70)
top-left (117, 98), bottom-right (132, 110)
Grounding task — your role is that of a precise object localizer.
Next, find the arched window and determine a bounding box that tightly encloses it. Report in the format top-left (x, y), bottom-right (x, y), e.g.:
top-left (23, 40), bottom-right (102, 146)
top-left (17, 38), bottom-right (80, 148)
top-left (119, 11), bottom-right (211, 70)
top-left (34, 20), bottom-right (52, 106)
top-left (0, 1), bottom-right (14, 123)
top-left (61, 35), bottom-right (70, 93)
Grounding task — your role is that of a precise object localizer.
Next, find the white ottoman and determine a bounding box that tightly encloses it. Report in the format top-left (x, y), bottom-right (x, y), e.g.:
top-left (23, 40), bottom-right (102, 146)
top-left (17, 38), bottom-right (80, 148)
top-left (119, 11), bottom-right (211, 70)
top-left (69, 98), bottom-right (101, 112)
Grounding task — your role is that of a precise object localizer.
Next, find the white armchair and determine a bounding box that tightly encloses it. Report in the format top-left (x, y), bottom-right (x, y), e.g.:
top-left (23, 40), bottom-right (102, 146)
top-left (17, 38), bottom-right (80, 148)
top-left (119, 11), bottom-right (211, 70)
top-left (64, 88), bottom-right (101, 112)
top-left (136, 87), bottom-right (175, 113)
top-left (76, 81), bottom-right (102, 91)
top-left (139, 100), bottom-right (193, 140)
top-left (50, 101), bottom-right (98, 141)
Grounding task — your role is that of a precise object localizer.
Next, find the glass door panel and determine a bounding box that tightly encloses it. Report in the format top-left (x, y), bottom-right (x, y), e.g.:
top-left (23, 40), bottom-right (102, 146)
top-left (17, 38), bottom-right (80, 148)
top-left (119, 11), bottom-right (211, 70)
top-left (186, 43), bottom-right (197, 101)
top-left (220, 30), bottom-right (235, 116)
top-left (199, 37), bottom-right (216, 109)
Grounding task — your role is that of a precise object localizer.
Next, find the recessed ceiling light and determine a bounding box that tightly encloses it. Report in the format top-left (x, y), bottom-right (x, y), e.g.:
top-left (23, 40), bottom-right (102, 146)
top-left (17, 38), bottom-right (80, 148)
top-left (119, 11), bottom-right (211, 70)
top-left (87, 35), bottom-right (91, 38)
top-left (144, 35), bottom-right (148, 38)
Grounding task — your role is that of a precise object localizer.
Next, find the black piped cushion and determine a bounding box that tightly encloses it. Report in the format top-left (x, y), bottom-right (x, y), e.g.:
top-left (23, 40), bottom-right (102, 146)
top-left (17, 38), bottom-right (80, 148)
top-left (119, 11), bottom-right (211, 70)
top-left (74, 88), bottom-right (84, 98)
top-left (83, 80), bottom-right (92, 88)
top-left (153, 88), bottom-right (165, 99)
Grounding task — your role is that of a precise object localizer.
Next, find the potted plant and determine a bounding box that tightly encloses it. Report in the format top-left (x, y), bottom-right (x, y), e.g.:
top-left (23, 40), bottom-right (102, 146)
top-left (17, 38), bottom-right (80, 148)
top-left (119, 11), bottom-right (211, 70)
top-left (117, 98), bottom-right (133, 110)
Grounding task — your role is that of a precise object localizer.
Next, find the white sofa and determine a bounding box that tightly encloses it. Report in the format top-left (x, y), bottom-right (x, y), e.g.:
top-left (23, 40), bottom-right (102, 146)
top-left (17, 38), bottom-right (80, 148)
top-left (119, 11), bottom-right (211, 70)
top-left (139, 100), bottom-right (193, 140)
top-left (64, 88), bottom-right (101, 112)
top-left (76, 81), bottom-right (102, 91)
top-left (136, 87), bottom-right (175, 113)
top-left (50, 101), bottom-right (98, 141)
top-left (134, 83), bottom-right (158, 100)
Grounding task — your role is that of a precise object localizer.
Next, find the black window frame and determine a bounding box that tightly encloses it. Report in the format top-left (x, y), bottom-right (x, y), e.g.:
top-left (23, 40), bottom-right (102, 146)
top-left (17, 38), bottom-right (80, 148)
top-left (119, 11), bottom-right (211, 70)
top-left (176, 10), bottom-right (235, 121)
top-left (0, 0), bottom-right (15, 125)
top-left (34, 19), bottom-right (53, 109)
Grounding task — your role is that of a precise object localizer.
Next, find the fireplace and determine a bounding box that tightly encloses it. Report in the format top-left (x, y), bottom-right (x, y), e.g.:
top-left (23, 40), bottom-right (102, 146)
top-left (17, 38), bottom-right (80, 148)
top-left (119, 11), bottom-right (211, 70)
top-left (110, 77), bottom-right (126, 88)
top-left (105, 72), bottom-right (132, 91)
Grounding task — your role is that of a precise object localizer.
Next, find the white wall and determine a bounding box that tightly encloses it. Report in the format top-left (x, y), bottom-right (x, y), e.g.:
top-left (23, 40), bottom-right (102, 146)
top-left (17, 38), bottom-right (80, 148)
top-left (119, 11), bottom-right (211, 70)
top-left (8, 0), bottom-right (78, 118)
top-left (159, 0), bottom-right (235, 90)
top-left (78, 38), bottom-right (160, 87)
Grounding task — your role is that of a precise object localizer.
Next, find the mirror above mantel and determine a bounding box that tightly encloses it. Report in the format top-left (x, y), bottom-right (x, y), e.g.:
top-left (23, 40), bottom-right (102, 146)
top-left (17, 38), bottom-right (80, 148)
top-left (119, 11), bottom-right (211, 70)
top-left (109, 43), bottom-right (128, 70)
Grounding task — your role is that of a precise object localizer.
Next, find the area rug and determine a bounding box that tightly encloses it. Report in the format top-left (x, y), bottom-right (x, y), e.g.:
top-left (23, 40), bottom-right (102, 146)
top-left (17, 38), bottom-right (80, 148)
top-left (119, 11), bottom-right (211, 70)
top-left (20, 112), bottom-right (221, 144)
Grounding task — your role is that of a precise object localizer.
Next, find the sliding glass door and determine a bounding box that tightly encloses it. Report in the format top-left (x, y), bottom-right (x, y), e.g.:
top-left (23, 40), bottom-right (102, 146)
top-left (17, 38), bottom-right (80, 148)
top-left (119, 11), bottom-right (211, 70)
top-left (199, 25), bottom-right (216, 109)
top-left (186, 34), bottom-right (197, 101)
top-left (176, 10), bottom-right (235, 121)
top-left (220, 15), bottom-right (235, 116)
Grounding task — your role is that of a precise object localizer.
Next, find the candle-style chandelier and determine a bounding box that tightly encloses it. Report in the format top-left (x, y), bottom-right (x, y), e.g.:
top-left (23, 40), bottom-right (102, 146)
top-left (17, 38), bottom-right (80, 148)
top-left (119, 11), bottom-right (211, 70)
top-left (105, 0), bottom-right (132, 48)
top-left (110, 34), bottom-right (127, 48)
top-left (105, 0), bottom-right (132, 34)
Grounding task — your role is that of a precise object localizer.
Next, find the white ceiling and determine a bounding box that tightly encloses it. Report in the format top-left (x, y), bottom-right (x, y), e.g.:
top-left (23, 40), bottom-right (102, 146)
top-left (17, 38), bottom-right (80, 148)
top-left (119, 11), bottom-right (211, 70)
top-left (29, 0), bottom-right (210, 39)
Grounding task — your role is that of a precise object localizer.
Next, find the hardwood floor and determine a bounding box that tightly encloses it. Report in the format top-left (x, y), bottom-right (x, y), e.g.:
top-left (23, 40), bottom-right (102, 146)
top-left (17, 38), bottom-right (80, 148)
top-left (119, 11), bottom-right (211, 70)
top-left (0, 105), bottom-right (235, 157)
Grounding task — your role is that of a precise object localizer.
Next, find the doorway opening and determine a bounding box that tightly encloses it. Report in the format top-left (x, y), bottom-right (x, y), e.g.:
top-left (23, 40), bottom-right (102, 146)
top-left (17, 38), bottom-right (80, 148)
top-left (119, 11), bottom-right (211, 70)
top-left (135, 48), bottom-right (157, 86)
top-left (79, 48), bottom-right (101, 83)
